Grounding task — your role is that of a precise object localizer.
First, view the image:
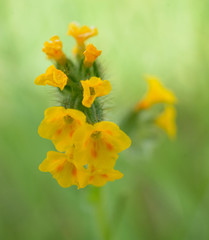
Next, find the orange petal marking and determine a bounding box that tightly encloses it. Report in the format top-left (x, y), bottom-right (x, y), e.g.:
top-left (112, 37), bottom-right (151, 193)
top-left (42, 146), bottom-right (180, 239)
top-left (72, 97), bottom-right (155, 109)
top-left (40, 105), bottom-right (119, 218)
top-left (105, 142), bottom-right (114, 151)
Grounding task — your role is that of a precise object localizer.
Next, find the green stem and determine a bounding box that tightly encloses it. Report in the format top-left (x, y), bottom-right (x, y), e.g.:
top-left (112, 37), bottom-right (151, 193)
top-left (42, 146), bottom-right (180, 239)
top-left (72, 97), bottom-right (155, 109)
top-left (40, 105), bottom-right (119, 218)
top-left (95, 188), bottom-right (111, 240)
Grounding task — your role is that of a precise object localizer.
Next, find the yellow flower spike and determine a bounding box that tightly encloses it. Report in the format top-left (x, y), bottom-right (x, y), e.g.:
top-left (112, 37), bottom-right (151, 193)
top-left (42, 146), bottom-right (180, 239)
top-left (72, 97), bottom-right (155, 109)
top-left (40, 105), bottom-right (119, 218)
top-left (42, 36), bottom-right (66, 64)
top-left (81, 77), bottom-right (111, 108)
top-left (39, 151), bottom-right (88, 188)
top-left (38, 107), bottom-right (86, 152)
top-left (87, 167), bottom-right (124, 187)
top-left (155, 105), bottom-right (177, 139)
top-left (135, 76), bottom-right (177, 111)
top-left (67, 22), bottom-right (98, 56)
top-left (83, 43), bottom-right (102, 67)
top-left (73, 121), bottom-right (131, 169)
top-left (34, 65), bottom-right (68, 90)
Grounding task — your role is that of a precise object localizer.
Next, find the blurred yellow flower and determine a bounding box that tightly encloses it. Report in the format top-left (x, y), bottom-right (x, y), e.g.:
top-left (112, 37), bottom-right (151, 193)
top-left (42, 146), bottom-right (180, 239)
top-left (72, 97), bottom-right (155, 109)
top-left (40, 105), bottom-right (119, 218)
top-left (73, 121), bottom-right (131, 169)
top-left (39, 151), bottom-right (88, 188)
top-left (81, 77), bottom-right (111, 108)
top-left (135, 76), bottom-right (177, 111)
top-left (87, 167), bottom-right (123, 187)
top-left (34, 65), bottom-right (68, 90)
top-left (67, 22), bottom-right (98, 56)
top-left (155, 105), bottom-right (177, 138)
top-left (42, 36), bottom-right (66, 64)
top-left (38, 107), bottom-right (86, 152)
top-left (83, 43), bottom-right (102, 67)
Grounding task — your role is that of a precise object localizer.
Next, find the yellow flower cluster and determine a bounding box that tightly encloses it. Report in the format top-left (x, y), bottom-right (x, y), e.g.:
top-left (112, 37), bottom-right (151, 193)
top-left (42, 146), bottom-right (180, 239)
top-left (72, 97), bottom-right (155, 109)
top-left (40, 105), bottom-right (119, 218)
top-left (135, 76), bottom-right (177, 138)
top-left (35, 22), bottom-right (131, 188)
top-left (39, 110), bottom-right (131, 188)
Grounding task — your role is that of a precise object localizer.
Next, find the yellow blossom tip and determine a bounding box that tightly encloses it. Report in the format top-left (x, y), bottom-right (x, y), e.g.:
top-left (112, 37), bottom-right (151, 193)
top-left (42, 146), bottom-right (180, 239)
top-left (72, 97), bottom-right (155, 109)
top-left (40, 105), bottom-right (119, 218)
top-left (81, 77), bottom-right (111, 108)
top-left (83, 43), bottom-right (102, 67)
top-left (67, 22), bottom-right (98, 44)
top-left (34, 65), bottom-right (68, 90)
top-left (42, 36), bottom-right (66, 64)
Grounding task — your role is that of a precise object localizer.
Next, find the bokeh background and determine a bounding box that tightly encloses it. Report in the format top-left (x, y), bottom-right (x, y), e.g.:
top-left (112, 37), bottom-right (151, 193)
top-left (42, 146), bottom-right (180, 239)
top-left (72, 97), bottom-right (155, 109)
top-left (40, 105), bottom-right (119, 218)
top-left (1, 0), bottom-right (209, 239)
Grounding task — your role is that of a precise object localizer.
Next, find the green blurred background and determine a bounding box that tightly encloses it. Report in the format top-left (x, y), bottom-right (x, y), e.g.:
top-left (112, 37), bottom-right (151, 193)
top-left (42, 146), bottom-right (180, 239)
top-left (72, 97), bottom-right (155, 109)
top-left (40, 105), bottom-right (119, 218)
top-left (1, 0), bottom-right (209, 239)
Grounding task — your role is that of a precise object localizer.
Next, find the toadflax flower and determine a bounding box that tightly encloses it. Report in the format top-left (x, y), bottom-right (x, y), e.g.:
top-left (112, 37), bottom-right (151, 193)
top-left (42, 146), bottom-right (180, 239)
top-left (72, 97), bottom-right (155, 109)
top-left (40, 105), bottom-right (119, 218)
top-left (34, 65), bottom-right (68, 90)
top-left (135, 76), bottom-right (177, 111)
top-left (155, 105), bottom-right (177, 138)
top-left (81, 77), bottom-right (111, 108)
top-left (42, 36), bottom-right (66, 64)
top-left (73, 121), bottom-right (132, 169)
top-left (38, 107), bottom-right (86, 152)
top-left (67, 22), bottom-right (98, 56)
top-left (83, 43), bottom-right (102, 67)
top-left (39, 150), bottom-right (88, 188)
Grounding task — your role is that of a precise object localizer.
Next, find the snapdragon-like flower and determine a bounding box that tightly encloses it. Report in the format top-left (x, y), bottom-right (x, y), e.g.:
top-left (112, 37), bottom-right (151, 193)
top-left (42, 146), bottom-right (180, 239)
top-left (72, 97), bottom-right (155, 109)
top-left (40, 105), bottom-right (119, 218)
top-left (34, 65), bottom-right (68, 90)
top-left (83, 43), bottom-right (102, 67)
top-left (38, 107), bottom-right (86, 152)
top-left (155, 105), bottom-right (177, 138)
top-left (39, 150), bottom-right (88, 188)
top-left (135, 76), bottom-right (177, 111)
top-left (73, 121), bottom-right (131, 169)
top-left (42, 36), bottom-right (66, 64)
top-left (81, 77), bottom-right (111, 108)
top-left (67, 22), bottom-right (98, 56)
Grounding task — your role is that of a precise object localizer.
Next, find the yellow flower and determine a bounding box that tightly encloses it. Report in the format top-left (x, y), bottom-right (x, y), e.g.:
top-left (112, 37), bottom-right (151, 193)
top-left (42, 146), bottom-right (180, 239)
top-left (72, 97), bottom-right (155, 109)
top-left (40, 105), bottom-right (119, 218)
top-left (155, 105), bottom-right (177, 138)
top-left (135, 76), bottom-right (177, 111)
top-left (73, 121), bottom-right (131, 169)
top-left (67, 22), bottom-right (98, 44)
top-left (67, 22), bottom-right (98, 56)
top-left (83, 43), bottom-right (102, 67)
top-left (38, 107), bottom-right (86, 152)
top-left (81, 77), bottom-right (111, 108)
top-left (34, 65), bottom-right (68, 90)
top-left (42, 36), bottom-right (66, 64)
top-left (87, 167), bottom-right (123, 187)
top-left (39, 151), bottom-right (88, 188)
